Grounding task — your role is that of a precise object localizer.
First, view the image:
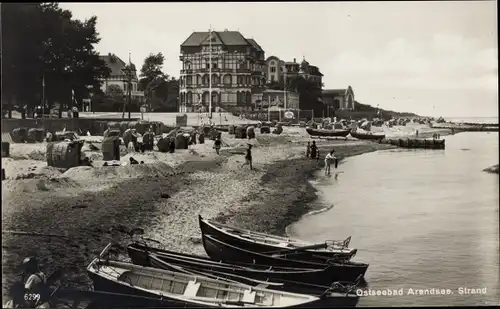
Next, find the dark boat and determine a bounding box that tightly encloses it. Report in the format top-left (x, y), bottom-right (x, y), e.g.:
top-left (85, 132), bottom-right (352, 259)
top-left (147, 253), bottom-right (361, 307)
top-left (306, 128), bottom-right (351, 137)
top-left (88, 244), bottom-right (322, 308)
top-left (202, 234), bottom-right (368, 282)
top-left (128, 243), bottom-right (339, 286)
top-left (198, 215), bottom-right (356, 262)
top-left (349, 130), bottom-right (385, 140)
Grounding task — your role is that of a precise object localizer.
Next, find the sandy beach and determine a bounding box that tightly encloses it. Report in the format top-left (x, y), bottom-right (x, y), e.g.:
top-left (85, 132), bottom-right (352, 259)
top-left (2, 124), bottom-right (442, 296)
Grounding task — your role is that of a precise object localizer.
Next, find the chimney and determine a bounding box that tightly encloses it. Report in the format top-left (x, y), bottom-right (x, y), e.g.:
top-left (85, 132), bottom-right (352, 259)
top-left (224, 28), bottom-right (228, 32)
top-left (108, 53), bottom-right (111, 56)
top-left (293, 58), bottom-right (296, 63)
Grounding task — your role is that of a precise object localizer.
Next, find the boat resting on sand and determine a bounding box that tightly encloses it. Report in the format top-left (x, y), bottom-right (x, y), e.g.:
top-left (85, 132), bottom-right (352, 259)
top-left (127, 242), bottom-right (344, 287)
top-left (87, 244), bottom-right (323, 308)
top-left (349, 130), bottom-right (385, 141)
top-left (306, 128), bottom-right (351, 138)
top-left (199, 215), bottom-right (356, 262)
top-left (201, 234), bottom-right (368, 282)
top-left (146, 253), bottom-right (361, 307)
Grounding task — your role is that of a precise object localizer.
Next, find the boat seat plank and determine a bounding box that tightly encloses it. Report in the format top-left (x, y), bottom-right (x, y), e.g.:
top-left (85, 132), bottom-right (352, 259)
top-left (242, 290), bottom-right (256, 303)
top-left (184, 281), bottom-right (201, 297)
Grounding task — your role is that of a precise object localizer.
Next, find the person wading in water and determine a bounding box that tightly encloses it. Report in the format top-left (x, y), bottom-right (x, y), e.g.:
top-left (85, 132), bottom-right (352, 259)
top-left (324, 150), bottom-right (336, 176)
top-left (241, 144), bottom-right (253, 170)
top-left (306, 141), bottom-right (311, 158)
top-left (310, 141), bottom-right (318, 159)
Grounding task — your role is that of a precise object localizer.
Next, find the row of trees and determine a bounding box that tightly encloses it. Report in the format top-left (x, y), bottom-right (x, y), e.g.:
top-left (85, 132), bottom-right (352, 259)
top-left (2, 3), bottom-right (111, 118)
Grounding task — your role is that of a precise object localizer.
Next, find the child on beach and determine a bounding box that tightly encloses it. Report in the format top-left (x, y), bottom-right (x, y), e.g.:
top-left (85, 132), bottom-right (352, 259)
top-left (214, 137), bottom-right (222, 155)
top-left (241, 144), bottom-right (253, 170)
top-left (310, 141), bottom-right (317, 159)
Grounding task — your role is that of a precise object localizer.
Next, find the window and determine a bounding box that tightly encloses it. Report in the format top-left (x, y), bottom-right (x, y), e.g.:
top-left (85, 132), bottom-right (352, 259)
top-left (206, 63), bottom-right (210, 69)
top-left (271, 75), bottom-right (275, 82)
top-left (212, 62), bottom-right (218, 69)
top-left (270, 67), bottom-right (276, 73)
top-left (186, 76), bottom-right (192, 85)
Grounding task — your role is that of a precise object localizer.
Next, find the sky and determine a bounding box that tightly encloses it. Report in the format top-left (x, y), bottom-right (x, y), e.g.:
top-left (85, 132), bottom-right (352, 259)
top-left (59, 1), bottom-right (498, 118)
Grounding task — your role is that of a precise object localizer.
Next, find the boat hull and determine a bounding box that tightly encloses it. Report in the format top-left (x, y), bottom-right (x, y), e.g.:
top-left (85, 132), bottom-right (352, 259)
top-left (202, 234), bottom-right (368, 282)
top-left (127, 244), bottom-right (337, 286)
top-left (349, 131), bottom-right (385, 140)
top-left (198, 216), bottom-right (356, 262)
top-left (87, 270), bottom-right (196, 308)
top-left (306, 128), bottom-right (351, 137)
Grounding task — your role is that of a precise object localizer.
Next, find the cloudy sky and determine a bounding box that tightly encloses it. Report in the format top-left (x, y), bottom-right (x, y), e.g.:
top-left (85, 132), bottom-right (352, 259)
top-left (60, 1), bottom-right (498, 118)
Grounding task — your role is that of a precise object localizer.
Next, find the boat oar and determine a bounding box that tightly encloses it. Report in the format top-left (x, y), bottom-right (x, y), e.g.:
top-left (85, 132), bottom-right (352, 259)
top-left (2, 230), bottom-right (68, 238)
top-left (264, 242), bottom-right (328, 257)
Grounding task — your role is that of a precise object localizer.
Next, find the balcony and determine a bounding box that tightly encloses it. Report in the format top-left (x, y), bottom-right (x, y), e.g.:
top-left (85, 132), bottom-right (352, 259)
top-left (180, 69), bottom-right (193, 74)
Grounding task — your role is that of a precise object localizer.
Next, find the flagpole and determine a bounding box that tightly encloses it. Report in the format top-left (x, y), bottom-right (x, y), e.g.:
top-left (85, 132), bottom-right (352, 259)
top-left (42, 73), bottom-right (45, 118)
top-left (209, 25), bottom-right (212, 120)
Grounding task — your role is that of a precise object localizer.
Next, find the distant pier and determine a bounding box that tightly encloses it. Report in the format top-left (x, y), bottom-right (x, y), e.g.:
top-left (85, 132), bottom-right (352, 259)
top-left (380, 138), bottom-right (445, 149)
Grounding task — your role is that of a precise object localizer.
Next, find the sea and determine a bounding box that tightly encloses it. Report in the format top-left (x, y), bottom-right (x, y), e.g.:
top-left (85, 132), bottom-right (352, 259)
top-left (288, 128), bottom-right (499, 306)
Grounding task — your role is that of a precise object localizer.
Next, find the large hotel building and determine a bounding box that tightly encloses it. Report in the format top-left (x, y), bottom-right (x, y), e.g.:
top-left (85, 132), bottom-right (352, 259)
top-left (178, 30), bottom-right (266, 113)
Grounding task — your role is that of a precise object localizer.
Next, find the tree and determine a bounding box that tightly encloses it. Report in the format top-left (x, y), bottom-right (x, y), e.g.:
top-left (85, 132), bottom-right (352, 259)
top-left (106, 85), bottom-right (125, 101)
top-left (1, 3), bottom-right (110, 118)
top-left (138, 52), bottom-right (167, 92)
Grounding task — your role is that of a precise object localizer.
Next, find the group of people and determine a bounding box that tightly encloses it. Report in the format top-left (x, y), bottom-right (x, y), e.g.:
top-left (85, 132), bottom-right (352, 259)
top-left (306, 141), bottom-right (338, 176)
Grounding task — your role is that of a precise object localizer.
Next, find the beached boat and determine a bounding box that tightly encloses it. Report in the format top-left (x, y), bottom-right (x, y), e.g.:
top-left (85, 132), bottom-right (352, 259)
top-left (201, 235), bottom-right (368, 282)
top-left (306, 128), bottom-right (351, 137)
top-left (145, 253), bottom-right (361, 307)
top-left (198, 215), bottom-right (356, 262)
top-left (127, 243), bottom-right (340, 287)
top-left (88, 244), bottom-right (322, 308)
top-left (349, 130), bottom-right (385, 140)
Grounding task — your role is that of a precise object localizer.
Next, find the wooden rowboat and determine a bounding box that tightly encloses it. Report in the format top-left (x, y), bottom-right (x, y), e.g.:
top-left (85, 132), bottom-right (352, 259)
top-left (199, 215), bottom-right (356, 262)
top-left (349, 130), bottom-right (385, 140)
top-left (88, 244), bottom-right (322, 308)
top-left (306, 128), bottom-right (351, 137)
top-left (146, 253), bottom-right (361, 307)
top-left (201, 235), bottom-right (369, 282)
top-left (127, 243), bottom-right (339, 287)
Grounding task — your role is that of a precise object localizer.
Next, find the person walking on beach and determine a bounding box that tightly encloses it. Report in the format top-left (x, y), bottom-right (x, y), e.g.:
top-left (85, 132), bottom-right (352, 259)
top-left (306, 141), bottom-right (311, 158)
top-left (214, 136), bottom-right (222, 155)
top-left (310, 141), bottom-right (317, 159)
top-left (324, 150), bottom-right (336, 176)
top-left (241, 144), bottom-right (253, 170)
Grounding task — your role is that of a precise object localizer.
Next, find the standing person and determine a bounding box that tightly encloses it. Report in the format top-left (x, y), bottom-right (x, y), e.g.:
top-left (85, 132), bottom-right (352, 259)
top-left (310, 141), bottom-right (317, 159)
top-left (241, 144), bottom-right (253, 170)
top-left (214, 136), bottom-right (222, 155)
top-left (306, 141), bottom-right (311, 158)
top-left (324, 150), bottom-right (335, 176)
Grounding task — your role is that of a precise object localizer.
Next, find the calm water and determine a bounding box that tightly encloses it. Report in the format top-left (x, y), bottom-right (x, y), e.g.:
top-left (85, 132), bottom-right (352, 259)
top-left (445, 117), bottom-right (498, 124)
top-left (289, 132), bottom-right (499, 306)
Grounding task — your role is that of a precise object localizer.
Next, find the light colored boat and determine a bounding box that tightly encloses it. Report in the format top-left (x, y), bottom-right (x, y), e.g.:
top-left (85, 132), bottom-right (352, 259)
top-left (87, 244), bottom-right (322, 308)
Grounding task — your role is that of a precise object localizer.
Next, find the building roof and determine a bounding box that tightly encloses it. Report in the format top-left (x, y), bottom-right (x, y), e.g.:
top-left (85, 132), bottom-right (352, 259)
top-left (323, 89), bottom-right (348, 95)
top-left (181, 31), bottom-right (250, 47)
top-left (246, 38), bottom-right (263, 52)
top-left (99, 54), bottom-right (138, 79)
